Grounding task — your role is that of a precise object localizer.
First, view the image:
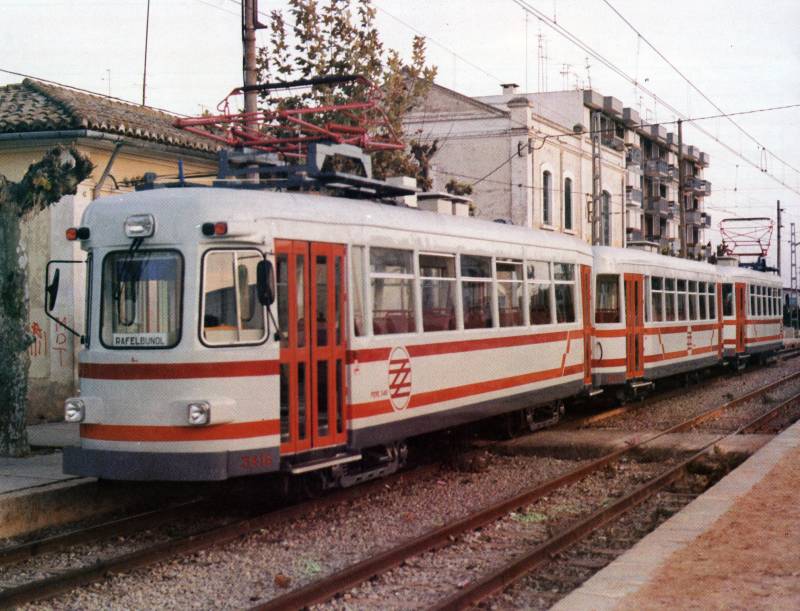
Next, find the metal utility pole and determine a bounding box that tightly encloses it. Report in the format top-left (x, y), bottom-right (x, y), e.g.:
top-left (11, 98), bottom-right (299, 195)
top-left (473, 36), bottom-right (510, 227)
top-left (677, 119), bottom-right (686, 258)
top-left (777, 200), bottom-right (783, 276)
top-left (243, 0), bottom-right (259, 132)
top-left (590, 111), bottom-right (602, 245)
top-left (791, 223), bottom-right (798, 332)
top-left (142, 0), bottom-right (151, 106)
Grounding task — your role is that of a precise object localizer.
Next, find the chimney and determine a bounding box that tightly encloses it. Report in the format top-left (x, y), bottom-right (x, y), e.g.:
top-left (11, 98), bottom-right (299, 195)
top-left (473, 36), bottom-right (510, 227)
top-left (501, 83), bottom-right (519, 95)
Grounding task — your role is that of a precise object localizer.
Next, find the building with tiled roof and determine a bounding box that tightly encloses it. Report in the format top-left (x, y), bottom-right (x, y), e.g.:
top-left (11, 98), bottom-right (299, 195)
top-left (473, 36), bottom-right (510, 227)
top-left (0, 79), bottom-right (220, 421)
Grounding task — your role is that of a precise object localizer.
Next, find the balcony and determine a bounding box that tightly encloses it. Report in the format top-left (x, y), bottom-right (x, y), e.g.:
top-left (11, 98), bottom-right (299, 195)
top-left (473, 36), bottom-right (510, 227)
top-left (626, 188), bottom-right (643, 206)
top-left (603, 96), bottom-right (623, 117)
top-left (699, 151), bottom-right (710, 167)
top-left (645, 196), bottom-right (671, 218)
top-left (623, 107), bottom-right (640, 127)
top-left (702, 212), bottom-right (712, 227)
top-left (649, 124), bottom-right (668, 143)
top-left (685, 178), bottom-right (712, 196)
top-left (644, 159), bottom-right (670, 178)
top-left (626, 147), bottom-right (642, 166)
top-left (685, 209), bottom-right (703, 225)
top-left (602, 134), bottom-right (625, 151)
top-left (626, 228), bottom-right (644, 242)
top-left (686, 145), bottom-right (700, 161)
top-left (667, 165), bottom-right (678, 181)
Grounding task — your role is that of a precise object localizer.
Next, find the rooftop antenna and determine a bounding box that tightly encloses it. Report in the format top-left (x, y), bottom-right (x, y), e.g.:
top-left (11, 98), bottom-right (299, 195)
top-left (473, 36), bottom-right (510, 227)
top-left (524, 10), bottom-right (529, 92)
top-left (102, 69), bottom-right (111, 97)
top-left (584, 56), bottom-right (592, 90)
top-left (537, 29), bottom-right (545, 92)
top-left (560, 63), bottom-right (572, 90)
top-left (141, 0), bottom-right (151, 106)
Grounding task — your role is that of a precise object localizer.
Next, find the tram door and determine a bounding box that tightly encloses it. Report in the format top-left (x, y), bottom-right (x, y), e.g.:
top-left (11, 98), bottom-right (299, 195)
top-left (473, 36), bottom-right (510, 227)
top-left (580, 265), bottom-right (593, 385)
top-left (624, 274), bottom-right (645, 378)
top-left (276, 240), bottom-right (347, 454)
top-left (735, 282), bottom-right (746, 353)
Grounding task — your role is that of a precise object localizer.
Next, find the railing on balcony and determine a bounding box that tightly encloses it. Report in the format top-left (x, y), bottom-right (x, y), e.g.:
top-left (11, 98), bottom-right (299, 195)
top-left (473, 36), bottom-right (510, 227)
top-left (645, 196), bottom-right (671, 217)
top-left (685, 209), bottom-right (703, 225)
top-left (626, 147), bottom-right (643, 166)
top-left (667, 165), bottom-right (678, 181)
top-left (602, 135), bottom-right (625, 151)
top-left (702, 212), bottom-right (712, 227)
top-left (644, 159), bottom-right (669, 177)
top-left (684, 178), bottom-right (711, 196)
top-left (626, 188), bottom-right (643, 206)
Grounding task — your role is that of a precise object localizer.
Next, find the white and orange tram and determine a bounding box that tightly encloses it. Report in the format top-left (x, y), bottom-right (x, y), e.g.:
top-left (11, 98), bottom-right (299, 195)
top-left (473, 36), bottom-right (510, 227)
top-left (56, 186), bottom-right (782, 482)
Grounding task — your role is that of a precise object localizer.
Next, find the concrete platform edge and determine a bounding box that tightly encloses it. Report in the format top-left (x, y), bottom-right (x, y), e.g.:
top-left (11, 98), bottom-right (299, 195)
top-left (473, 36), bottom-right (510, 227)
top-left (0, 477), bottom-right (102, 539)
top-left (552, 419), bottom-right (800, 610)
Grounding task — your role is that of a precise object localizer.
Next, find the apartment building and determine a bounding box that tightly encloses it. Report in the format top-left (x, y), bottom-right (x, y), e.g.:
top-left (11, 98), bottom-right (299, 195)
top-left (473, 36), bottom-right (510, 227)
top-left (405, 82), bottom-right (711, 257)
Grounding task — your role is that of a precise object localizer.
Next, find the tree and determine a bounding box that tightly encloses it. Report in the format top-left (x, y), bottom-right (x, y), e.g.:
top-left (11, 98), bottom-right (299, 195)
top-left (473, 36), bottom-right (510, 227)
top-left (0, 146), bottom-right (93, 457)
top-left (256, 0), bottom-right (437, 186)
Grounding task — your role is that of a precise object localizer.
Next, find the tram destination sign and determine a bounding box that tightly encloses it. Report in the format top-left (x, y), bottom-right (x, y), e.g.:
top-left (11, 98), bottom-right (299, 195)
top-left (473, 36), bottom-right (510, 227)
top-left (112, 333), bottom-right (169, 347)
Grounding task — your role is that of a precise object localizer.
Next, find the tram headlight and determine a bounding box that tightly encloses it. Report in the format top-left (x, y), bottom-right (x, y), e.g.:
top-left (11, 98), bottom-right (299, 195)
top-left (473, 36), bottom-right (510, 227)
top-left (124, 214), bottom-right (155, 238)
top-left (188, 402), bottom-right (211, 426)
top-left (64, 399), bottom-right (85, 423)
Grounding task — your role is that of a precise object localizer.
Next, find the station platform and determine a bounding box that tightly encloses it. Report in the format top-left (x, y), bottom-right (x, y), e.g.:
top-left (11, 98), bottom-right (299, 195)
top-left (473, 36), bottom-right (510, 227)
top-left (0, 422), bottom-right (79, 494)
top-left (554, 417), bottom-right (800, 610)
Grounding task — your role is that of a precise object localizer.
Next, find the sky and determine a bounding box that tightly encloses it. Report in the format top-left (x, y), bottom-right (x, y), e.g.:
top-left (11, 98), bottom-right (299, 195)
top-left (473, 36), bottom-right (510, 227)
top-left (2, 0), bottom-right (799, 280)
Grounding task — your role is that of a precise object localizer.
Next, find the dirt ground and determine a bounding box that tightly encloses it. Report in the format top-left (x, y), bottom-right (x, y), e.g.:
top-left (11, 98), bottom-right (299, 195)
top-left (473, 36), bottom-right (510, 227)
top-left (618, 445), bottom-right (800, 610)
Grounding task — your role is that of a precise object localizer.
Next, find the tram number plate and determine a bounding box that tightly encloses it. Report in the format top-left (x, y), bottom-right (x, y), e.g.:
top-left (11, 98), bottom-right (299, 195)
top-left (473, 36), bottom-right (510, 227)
top-left (240, 452), bottom-right (273, 470)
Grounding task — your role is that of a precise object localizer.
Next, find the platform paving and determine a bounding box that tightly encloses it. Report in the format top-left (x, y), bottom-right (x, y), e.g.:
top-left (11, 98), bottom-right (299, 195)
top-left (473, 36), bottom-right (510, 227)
top-left (553, 417), bottom-right (800, 610)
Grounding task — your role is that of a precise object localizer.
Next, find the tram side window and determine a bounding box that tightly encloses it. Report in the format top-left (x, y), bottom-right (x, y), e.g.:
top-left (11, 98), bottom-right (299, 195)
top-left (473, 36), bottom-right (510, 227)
top-left (202, 250), bottom-right (266, 345)
top-left (527, 260), bottom-right (552, 325)
top-left (760, 286), bottom-right (767, 317)
top-left (708, 283), bottom-right (716, 320)
top-left (350, 246), bottom-right (366, 336)
top-left (749, 285), bottom-right (756, 317)
top-left (420, 253), bottom-right (456, 332)
top-left (370, 247), bottom-right (415, 335)
top-left (722, 284), bottom-right (734, 317)
top-left (554, 263), bottom-right (576, 323)
top-left (698, 282), bottom-right (708, 320)
top-left (595, 274), bottom-right (620, 323)
top-left (664, 278), bottom-right (676, 322)
top-left (677, 279), bottom-right (687, 321)
top-left (688, 280), bottom-right (698, 320)
top-left (496, 259), bottom-right (524, 327)
top-left (651, 277), bottom-right (664, 322)
top-left (460, 254), bottom-right (494, 329)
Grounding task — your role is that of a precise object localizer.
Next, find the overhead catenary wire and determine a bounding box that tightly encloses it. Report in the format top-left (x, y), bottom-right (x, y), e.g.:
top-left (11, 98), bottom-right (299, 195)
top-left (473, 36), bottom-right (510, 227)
top-left (509, 0), bottom-right (800, 198)
top-left (599, 0), bottom-right (800, 180)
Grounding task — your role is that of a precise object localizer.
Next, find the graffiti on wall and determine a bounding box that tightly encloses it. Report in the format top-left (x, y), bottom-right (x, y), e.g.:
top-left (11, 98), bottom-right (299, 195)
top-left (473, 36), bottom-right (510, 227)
top-left (27, 318), bottom-right (71, 368)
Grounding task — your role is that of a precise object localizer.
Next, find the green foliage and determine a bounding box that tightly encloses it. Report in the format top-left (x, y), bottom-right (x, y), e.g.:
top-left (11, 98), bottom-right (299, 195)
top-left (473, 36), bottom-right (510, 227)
top-left (256, 0), bottom-right (437, 182)
top-left (445, 178), bottom-right (473, 197)
top-left (8, 146), bottom-right (94, 217)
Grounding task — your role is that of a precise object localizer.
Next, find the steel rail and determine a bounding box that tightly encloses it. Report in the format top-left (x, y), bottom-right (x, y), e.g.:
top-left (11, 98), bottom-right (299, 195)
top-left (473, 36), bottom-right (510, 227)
top-left (0, 499), bottom-right (203, 568)
top-left (252, 370), bottom-right (800, 611)
top-left (0, 465), bottom-right (437, 609)
top-left (432, 387), bottom-right (800, 610)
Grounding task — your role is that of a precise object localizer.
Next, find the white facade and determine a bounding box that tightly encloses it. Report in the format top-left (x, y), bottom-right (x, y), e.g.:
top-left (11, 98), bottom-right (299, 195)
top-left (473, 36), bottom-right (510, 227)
top-left (405, 83), bottom-right (711, 256)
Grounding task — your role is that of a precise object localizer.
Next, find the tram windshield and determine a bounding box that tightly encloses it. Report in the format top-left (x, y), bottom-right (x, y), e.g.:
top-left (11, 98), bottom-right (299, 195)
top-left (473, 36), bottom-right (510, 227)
top-left (101, 250), bottom-right (183, 348)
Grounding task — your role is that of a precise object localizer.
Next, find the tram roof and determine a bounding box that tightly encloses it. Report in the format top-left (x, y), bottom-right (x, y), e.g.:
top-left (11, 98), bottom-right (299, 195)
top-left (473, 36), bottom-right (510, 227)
top-left (593, 245), bottom-right (780, 285)
top-left (84, 187), bottom-right (594, 256)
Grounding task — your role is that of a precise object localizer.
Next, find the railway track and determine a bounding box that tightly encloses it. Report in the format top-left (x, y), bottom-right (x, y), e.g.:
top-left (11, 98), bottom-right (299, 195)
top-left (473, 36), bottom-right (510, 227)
top-left (0, 465), bottom-right (438, 609)
top-left (252, 370), bottom-right (800, 610)
top-left (2, 369), bottom-right (797, 609)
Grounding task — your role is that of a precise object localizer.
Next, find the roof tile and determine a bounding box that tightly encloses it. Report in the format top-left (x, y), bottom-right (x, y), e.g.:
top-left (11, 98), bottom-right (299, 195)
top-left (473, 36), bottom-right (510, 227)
top-left (0, 79), bottom-right (218, 152)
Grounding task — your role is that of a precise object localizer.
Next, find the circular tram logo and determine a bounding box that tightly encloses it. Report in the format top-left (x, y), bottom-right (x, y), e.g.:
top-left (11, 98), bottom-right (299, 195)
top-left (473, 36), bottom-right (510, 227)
top-left (388, 346), bottom-right (412, 411)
